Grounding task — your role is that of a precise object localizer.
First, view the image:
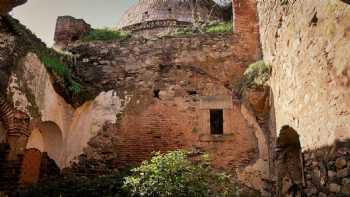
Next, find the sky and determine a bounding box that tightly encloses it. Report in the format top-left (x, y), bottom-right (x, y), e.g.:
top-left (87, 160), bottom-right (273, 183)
top-left (11, 0), bottom-right (227, 47)
top-left (11, 0), bottom-right (137, 46)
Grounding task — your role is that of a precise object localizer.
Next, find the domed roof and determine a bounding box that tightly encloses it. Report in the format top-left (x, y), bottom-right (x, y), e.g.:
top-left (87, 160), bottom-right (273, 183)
top-left (118, 0), bottom-right (223, 30)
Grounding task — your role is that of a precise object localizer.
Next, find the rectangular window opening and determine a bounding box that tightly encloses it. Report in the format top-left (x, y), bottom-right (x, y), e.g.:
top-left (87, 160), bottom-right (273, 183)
top-left (210, 109), bottom-right (223, 135)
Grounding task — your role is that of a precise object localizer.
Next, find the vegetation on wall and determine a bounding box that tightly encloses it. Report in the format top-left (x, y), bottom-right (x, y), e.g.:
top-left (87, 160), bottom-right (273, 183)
top-left (233, 60), bottom-right (271, 97)
top-left (4, 16), bottom-right (90, 104)
top-left (205, 22), bottom-right (233, 33)
top-left (123, 150), bottom-right (248, 197)
top-left (82, 28), bottom-right (130, 41)
top-left (39, 53), bottom-right (82, 95)
top-left (173, 21), bottom-right (233, 36)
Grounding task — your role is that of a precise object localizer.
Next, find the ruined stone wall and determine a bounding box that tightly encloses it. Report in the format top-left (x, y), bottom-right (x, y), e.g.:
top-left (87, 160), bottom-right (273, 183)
top-left (54, 16), bottom-right (91, 48)
top-left (257, 0), bottom-right (350, 195)
top-left (9, 53), bottom-right (123, 168)
top-left (0, 0), bottom-right (26, 15)
top-left (67, 33), bottom-right (251, 95)
top-left (233, 0), bottom-right (261, 61)
top-left (64, 32), bottom-right (270, 194)
top-left (258, 0), bottom-right (350, 151)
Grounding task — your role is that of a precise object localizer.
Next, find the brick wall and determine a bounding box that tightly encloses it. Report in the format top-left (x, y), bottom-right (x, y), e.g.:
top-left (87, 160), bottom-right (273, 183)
top-left (233, 0), bottom-right (261, 61)
top-left (108, 98), bottom-right (258, 172)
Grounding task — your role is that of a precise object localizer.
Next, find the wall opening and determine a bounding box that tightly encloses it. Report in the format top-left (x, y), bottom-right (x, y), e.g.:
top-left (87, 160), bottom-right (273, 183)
top-left (154, 89), bottom-right (160, 99)
top-left (26, 121), bottom-right (64, 168)
top-left (276, 126), bottom-right (304, 196)
top-left (210, 109), bottom-right (223, 135)
top-left (187, 90), bottom-right (197, 95)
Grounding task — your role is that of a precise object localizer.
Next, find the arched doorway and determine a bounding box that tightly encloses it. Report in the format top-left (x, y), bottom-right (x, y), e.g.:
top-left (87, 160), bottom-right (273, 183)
top-left (26, 121), bottom-right (64, 165)
top-left (276, 126), bottom-right (304, 197)
top-left (21, 121), bottom-right (63, 185)
top-left (38, 121), bottom-right (64, 165)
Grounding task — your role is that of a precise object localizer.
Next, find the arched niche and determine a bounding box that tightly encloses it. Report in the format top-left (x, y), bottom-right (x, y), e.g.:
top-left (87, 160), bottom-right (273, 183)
top-left (26, 128), bottom-right (44, 152)
top-left (39, 121), bottom-right (64, 167)
top-left (26, 121), bottom-right (64, 168)
top-left (276, 126), bottom-right (304, 197)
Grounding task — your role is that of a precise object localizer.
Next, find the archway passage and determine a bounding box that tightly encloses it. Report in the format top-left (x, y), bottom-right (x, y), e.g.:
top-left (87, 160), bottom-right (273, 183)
top-left (21, 122), bottom-right (63, 185)
top-left (276, 126), bottom-right (304, 197)
top-left (27, 121), bottom-right (63, 167)
top-left (38, 121), bottom-right (64, 166)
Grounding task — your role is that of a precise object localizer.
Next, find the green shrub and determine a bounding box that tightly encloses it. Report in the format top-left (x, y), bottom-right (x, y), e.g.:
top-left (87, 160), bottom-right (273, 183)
top-left (233, 61), bottom-right (271, 97)
top-left (243, 60), bottom-right (271, 87)
top-left (82, 29), bottom-right (130, 41)
top-left (123, 150), bottom-right (242, 197)
top-left (205, 22), bottom-right (233, 33)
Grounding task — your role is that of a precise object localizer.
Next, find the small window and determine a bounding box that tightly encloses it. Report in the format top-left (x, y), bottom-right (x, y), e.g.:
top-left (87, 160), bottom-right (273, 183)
top-left (210, 109), bottom-right (223, 135)
top-left (153, 89), bottom-right (160, 99)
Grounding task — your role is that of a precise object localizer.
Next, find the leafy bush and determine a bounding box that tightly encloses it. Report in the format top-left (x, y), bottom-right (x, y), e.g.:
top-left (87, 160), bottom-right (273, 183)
top-left (123, 150), bottom-right (241, 197)
top-left (233, 61), bottom-right (271, 97)
top-left (243, 61), bottom-right (271, 87)
top-left (205, 22), bottom-right (233, 33)
top-left (82, 29), bottom-right (130, 41)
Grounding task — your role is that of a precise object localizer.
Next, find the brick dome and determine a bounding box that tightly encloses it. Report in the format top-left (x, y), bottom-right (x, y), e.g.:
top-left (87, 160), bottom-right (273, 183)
top-left (118, 0), bottom-right (223, 32)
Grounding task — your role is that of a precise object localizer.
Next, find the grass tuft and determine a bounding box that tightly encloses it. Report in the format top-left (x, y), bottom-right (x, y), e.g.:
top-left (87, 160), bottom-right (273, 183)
top-left (82, 28), bottom-right (130, 41)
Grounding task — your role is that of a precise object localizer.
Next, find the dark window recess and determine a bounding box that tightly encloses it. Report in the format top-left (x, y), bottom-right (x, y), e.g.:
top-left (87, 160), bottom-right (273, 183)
top-left (210, 109), bottom-right (223, 135)
top-left (187, 90), bottom-right (197, 95)
top-left (71, 35), bottom-right (79, 42)
top-left (154, 89), bottom-right (160, 98)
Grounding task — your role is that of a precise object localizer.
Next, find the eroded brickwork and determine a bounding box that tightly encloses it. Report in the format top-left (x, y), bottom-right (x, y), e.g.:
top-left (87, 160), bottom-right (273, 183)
top-left (233, 0), bottom-right (261, 61)
top-left (54, 16), bottom-right (91, 48)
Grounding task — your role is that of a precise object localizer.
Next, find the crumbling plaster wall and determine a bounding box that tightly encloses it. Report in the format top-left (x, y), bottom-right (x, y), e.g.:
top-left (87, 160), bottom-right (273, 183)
top-left (7, 53), bottom-right (123, 168)
top-left (257, 0), bottom-right (350, 151)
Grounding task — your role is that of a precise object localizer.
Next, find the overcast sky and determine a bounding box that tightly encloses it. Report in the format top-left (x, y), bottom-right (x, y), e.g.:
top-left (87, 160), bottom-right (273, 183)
top-left (11, 0), bottom-right (137, 46)
top-left (11, 0), bottom-right (226, 47)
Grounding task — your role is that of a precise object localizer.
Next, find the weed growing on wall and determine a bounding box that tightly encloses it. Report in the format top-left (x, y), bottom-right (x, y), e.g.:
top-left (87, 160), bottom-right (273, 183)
top-left (173, 21), bottom-right (233, 36)
top-left (233, 61), bottom-right (271, 97)
top-left (82, 28), bottom-right (130, 41)
top-left (38, 53), bottom-right (83, 96)
top-left (205, 22), bottom-right (233, 33)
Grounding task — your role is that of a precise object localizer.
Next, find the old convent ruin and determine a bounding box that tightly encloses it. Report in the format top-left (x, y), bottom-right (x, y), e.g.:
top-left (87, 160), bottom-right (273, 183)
top-left (0, 0), bottom-right (349, 196)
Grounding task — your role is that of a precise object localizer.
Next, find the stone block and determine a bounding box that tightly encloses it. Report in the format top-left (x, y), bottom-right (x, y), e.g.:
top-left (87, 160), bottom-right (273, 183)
top-left (329, 183), bottom-right (341, 193)
top-left (318, 193), bottom-right (327, 197)
top-left (337, 168), bottom-right (350, 178)
top-left (335, 158), bottom-right (347, 169)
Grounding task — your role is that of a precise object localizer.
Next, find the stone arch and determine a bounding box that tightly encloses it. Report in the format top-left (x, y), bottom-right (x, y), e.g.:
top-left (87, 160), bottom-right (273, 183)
top-left (276, 125), bottom-right (304, 197)
top-left (39, 121), bottom-right (63, 165)
top-left (26, 121), bottom-right (64, 167)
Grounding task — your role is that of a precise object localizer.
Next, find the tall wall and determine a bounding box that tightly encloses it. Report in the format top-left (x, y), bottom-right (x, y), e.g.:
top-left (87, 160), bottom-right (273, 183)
top-left (65, 33), bottom-right (270, 193)
top-left (258, 0), bottom-right (350, 151)
top-left (233, 0), bottom-right (261, 61)
top-left (258, 0), bottom-right (350, 195)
